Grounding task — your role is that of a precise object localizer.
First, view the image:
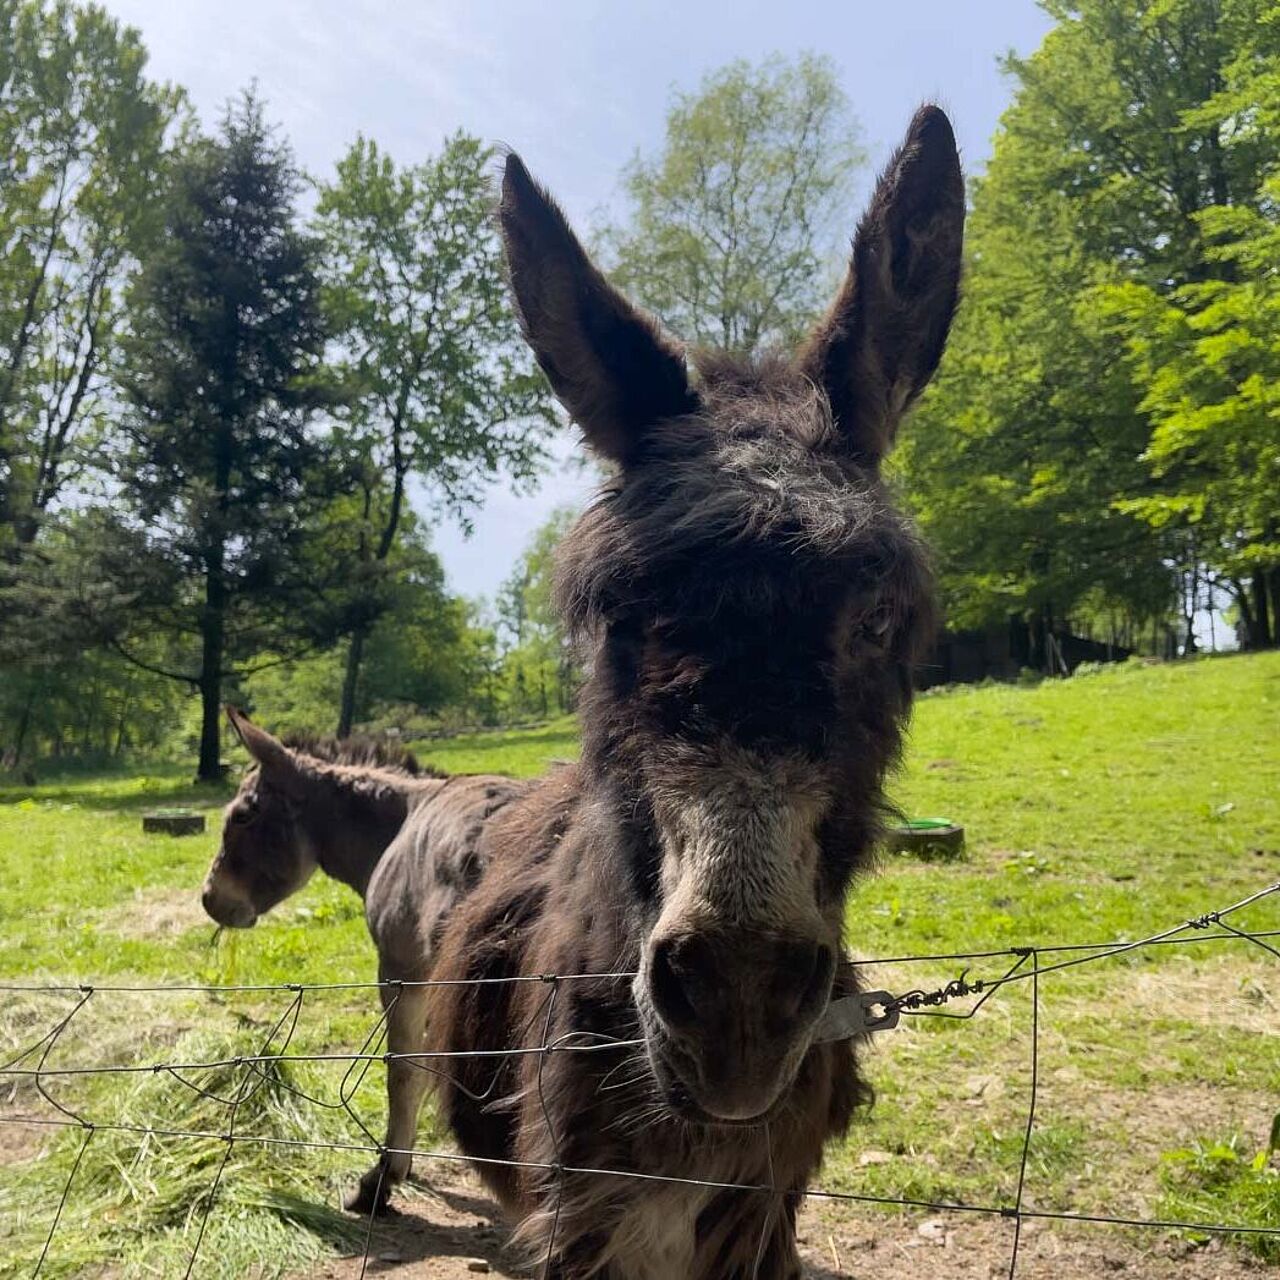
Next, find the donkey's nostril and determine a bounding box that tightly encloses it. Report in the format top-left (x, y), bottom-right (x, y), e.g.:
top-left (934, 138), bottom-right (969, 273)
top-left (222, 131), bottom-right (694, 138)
top-left (772, 941), bottom-right (835, 1026)
top-left (648, 937), bottom-right (700, 1033)
top-left (798, 943), bottom-right (835, 1018)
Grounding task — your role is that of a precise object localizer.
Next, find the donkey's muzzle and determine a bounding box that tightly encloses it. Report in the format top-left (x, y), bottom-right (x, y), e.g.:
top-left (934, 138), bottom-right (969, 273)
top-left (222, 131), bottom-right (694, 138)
top-left (642, 930), bottom-right (835, 1121)
top-left (201, 884), bottom-right (257, 929)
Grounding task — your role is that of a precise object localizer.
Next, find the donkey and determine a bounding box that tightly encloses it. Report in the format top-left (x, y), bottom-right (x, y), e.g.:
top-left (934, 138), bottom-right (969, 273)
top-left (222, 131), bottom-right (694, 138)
top-left (207, 100), bottom-right (963, 1275)
top-left (200, 707), bottom-right (531, 1211)
top-left (415, 107), bottom-right (963, 1277)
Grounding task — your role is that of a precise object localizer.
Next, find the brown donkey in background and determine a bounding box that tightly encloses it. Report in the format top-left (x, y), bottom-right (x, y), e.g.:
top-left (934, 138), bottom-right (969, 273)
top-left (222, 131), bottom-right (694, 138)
top-left (204, 104), bottom-right (963, 1278)
top-left (201, 710), bottom-right (530, 1210)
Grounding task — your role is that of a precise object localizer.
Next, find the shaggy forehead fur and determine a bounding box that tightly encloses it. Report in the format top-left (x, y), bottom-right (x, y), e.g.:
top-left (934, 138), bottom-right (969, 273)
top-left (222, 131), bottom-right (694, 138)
top-left (555, 355), bottom-right (934, 761)
top-left (556, 354), bottom-right (931, 634)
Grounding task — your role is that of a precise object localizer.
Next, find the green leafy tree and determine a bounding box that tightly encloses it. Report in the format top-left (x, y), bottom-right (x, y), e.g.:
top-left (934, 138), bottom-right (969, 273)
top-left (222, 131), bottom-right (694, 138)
top-left (313, 132), bottom-right (554, 735)
top-left (346, 527), bottom-right (469, 720)
top-left (1097, 7), bottom-right (1280, 646)
top-left (496, 506), bottom-right (578, 719)
top-left (600, 53), bottom-right (866, 353)
top-left (108, 92), bottom-right (334, 780)
top-left (0, 0), bottom-right (179, 554)
top-left (896, 192), bottom-right (1170, 646)
top-left (452, 600), bottom-right (503, 726)
top-left (902, 0), bottom-right (1279, 656)
top-left (243, 532), bottom-right (469, 734)
top-left (0, 513), bottom-right (185, 765)
top-left (1, 641), bottom-right (184, 767)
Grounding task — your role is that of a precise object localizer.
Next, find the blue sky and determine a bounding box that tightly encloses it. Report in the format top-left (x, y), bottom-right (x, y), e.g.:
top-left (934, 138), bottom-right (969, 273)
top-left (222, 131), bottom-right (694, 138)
top-left (105, 0), bottom-right (1055, 601)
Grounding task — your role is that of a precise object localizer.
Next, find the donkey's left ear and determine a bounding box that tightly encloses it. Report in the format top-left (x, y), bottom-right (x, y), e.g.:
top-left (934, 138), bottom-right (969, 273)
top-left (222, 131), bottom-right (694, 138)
top-left (225, 706), bottom-right (295, 778)
top-left (798, 105), bottom-right (964, 465)
top-left (500, 153), bottom-right (697, 467)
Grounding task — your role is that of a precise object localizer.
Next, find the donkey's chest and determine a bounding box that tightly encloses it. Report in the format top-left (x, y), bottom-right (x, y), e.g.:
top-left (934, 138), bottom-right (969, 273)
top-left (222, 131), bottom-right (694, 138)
top-left (605, 1183), bottom-right (712, 1279)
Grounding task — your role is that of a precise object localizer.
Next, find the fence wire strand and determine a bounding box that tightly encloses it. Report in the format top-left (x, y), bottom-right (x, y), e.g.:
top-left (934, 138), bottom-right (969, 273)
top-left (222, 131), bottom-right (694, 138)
top-left (2, 877), bottom-right (1276, 1278)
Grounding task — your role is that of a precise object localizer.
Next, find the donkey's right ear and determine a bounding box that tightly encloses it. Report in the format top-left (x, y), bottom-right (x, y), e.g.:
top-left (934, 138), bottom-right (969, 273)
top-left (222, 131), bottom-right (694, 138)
top-left (500, 154), bottom-right (697, 466)
top-left (225, 706), bottom-right (294, 777)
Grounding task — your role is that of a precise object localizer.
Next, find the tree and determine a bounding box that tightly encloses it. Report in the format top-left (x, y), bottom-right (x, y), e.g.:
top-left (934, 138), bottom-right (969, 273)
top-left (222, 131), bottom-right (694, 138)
top-left (496, 506), bottom-right (579, 719)
top-left (900, 0), bottom-right (1280, 655)
top-left (242, 529), bottom-right (470, 734)
top-left (1, 635), bottom-right (184, 766)
top-left (1096, 5), bottom-right (1280, 647)
top-left (358, 541), bottom-right (470, 717)
top-left (0, 512), bottom-right (185, 765)
top-left (895, 182), bottom-right (1172, 645)
top-left (109, 92), bottom-right (333, 780)
top-left (0, 0), bottom-right (178, 555)
top-left (453, 601), bottom-right (503, 726)
top-left (313, 132), bottom-right (555, 736)
top-left (600, 54), bottom-right (866, 353)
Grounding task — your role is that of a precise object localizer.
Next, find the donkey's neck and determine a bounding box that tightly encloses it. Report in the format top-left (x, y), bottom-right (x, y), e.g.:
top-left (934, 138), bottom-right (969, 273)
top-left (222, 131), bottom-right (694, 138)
top-left (295, 764), bottom-right (438, 898)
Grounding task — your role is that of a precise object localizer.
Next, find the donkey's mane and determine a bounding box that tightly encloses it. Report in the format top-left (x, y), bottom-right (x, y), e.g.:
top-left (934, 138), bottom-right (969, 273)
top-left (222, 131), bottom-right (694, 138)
top-left (279, 731), bottom-right (440, 778)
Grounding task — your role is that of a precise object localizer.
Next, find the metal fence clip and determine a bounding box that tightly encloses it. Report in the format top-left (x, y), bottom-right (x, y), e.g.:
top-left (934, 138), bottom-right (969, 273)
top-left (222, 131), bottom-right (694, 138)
top-left (814, 989), bottom-right (900, 1042)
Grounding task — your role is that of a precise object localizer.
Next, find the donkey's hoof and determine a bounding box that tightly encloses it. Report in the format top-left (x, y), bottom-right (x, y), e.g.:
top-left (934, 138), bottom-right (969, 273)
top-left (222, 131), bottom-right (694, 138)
top-left (345, 1171), bottom-right (396, 1217)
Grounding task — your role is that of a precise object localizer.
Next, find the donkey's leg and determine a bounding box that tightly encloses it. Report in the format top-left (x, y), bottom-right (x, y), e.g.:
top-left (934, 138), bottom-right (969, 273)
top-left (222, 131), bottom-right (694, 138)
top-left (346, 977), bottom-right (431, 1216)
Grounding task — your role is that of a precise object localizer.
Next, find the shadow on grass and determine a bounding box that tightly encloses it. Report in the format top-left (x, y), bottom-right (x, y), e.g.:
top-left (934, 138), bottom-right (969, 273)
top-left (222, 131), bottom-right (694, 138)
top-left (0, 771), bottom-right (235, 813)
top-left (263, 1188), bottom-right (373, 1254)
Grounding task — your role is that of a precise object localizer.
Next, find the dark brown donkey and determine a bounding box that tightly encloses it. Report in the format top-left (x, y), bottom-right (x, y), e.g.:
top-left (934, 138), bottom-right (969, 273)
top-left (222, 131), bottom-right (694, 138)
top-left (201, 708), bottom-right (530, 1210)
top-left (206, 102), bottom-right (962, 1277)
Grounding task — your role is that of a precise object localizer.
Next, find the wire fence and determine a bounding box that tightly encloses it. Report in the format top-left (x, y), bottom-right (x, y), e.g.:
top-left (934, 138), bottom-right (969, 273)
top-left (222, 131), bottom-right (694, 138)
top-left (2, 877), bottom-right (1278, 1280)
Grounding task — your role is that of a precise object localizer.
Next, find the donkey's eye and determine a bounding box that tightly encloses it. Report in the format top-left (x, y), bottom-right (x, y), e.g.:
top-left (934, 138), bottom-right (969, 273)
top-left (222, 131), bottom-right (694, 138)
top-left (861, 608), bottom-right (894, 645)
top-left (229, 799), bottom-right (258, 825)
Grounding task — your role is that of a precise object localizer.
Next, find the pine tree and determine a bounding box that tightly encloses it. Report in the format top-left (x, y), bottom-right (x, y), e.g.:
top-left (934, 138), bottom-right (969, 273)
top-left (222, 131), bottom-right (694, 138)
top-left (112, 91), bottom-right (333, 779)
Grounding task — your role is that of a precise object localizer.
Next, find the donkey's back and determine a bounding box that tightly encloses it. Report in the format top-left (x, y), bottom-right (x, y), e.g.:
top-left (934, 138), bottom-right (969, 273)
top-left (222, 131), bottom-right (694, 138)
top-left (364, 771), bottom-right (535, 980)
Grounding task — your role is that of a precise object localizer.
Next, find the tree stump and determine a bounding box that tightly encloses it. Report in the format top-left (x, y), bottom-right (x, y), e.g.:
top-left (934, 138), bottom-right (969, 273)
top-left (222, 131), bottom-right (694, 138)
top-left (142, 810), bottom-right (206, 837)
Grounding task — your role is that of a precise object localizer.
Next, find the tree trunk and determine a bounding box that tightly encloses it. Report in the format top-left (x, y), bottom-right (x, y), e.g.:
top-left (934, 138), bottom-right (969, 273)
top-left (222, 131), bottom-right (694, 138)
top-left (337, 626), bottom-right (367, 738)
top-left (198, 407), bottom-right (234, 783)
top-left (1251, 572), bottom-right (1273, 649)
top-left (114, 699), bottom-right (129, 756)
top-left (13, 689), bottom-right (36, 765)
top-left (1181, 567), bottom-right (1198, 656)
top-left (1233, 580), bottom-right (1254, 650)
top-left (196, 560), bottom-right (227, 783)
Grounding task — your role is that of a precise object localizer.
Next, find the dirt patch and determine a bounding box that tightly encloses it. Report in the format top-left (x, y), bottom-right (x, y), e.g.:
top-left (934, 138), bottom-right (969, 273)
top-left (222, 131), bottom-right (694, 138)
top-left (295, 1173), bottom-right (519, 1279)
top-left (802, 1201), bottom-right (1271, 1279)
top-left (1112, 958), bottom-right (1276, 1036)
top-left (290, 1171), bottom-right (1269, 1278)
top-left (97, 886), bottom-right (207, 939)
top-left (0, 1114), bottom-right (52, 1164)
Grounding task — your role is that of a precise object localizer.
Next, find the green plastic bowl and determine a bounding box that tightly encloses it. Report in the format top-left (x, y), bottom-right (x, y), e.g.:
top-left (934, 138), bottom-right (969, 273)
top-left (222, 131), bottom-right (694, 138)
top-left (885, 817), bottom-right (966, 862)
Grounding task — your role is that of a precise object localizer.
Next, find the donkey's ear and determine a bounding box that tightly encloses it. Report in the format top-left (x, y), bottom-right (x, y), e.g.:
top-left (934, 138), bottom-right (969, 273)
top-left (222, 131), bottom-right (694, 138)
top-left (225, 706), bottom-right (294, 777)
top-left (798, 105), bottom-right (964, 465)
top-left (500, 153), bottom-right (696, 466)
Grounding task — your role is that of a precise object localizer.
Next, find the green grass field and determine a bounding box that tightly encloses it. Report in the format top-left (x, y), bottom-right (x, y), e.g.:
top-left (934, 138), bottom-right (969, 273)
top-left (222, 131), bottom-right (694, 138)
top-left (1, 653), bottom-right (1277, 1276)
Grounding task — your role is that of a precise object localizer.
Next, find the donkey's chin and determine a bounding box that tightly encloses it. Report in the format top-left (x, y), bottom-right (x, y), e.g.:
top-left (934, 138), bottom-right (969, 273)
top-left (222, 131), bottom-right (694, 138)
top-left (210, 910), bottom-right (258, 930)
top-left (644, 1033), bottom-right (798, 1127)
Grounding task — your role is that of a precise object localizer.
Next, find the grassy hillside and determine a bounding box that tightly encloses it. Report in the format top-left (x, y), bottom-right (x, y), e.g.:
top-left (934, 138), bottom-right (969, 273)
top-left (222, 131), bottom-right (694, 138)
top-left (1, 653), bottom-right (1276, 1275)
